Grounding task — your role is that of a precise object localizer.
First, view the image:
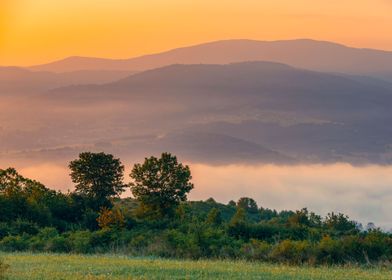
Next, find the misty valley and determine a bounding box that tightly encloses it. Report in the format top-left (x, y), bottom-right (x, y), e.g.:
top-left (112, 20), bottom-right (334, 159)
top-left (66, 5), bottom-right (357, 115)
top-left (1, 39), bottom-right (392, 279)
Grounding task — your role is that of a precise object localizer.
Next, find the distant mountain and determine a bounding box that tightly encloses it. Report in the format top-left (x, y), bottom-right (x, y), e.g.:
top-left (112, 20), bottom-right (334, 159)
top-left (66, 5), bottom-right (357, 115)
top-left (125, 131), bottom-right (292, 164)
top-left (48, 62), bottom-right (392, 164)
top-left (29, 39), bottom-right (392, 81)
top-left (0, 66), bottom-right (135, 93)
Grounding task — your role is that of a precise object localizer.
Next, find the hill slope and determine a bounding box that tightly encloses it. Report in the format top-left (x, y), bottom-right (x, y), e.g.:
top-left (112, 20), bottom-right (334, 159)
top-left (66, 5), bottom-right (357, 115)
top-left (0, 66), bottom-right (135, 93)
top-left (45, 62), bottom-right (392, 164)
top-left (29, 39), bottom-right (392, 81)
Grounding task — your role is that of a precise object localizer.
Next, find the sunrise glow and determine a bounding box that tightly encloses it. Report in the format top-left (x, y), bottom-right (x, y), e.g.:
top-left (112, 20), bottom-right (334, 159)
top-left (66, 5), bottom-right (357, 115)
top-left (1, 0), bottom-right (392, 66)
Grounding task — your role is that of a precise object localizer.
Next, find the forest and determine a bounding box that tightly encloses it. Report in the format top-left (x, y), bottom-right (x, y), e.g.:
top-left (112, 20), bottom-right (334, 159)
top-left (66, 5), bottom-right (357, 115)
top-left (0, 152), bottom-right (391, 266)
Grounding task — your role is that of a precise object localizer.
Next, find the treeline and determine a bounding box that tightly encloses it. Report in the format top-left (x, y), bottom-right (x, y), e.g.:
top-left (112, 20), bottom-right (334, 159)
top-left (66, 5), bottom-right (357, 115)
top-left (0, 152), bottom-right (391, 265)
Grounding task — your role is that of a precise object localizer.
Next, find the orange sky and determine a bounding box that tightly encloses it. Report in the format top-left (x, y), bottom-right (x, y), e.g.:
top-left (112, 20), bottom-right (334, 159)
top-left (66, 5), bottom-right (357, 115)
top-left (1, 0), bottom-right (392, 66)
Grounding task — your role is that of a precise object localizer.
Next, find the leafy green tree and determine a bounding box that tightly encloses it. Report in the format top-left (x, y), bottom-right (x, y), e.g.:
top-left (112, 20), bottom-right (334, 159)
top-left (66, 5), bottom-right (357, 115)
top-left (0, 168), bottom-right (71, 227)
top-left (237, 197), bottom-right (258, 214)
top-left (206, 208), bottom-right (222, 226)
top-left (230, 207), bottom-right (247, 226)
top-left (0, 168), bottom-right (26, 190)
top-left (325, 212), bottom-right (357, 234)
top-left (130, 153), bottom-right (193, 218)
top-left (288, 208), bottom-right (311, 227)
top-left (228, 200), bottom-right (236, 207)
top-left (69, 152), bottom-right (126, 209)
top-left (96, 207), bottom-right (125, 229)
top-left (228, 207), bottom-right (249, 238)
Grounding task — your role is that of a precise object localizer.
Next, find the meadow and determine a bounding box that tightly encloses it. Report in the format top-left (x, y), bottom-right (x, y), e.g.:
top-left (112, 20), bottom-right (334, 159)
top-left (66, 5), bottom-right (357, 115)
top-left (1, 253), bottom-right (391, 280)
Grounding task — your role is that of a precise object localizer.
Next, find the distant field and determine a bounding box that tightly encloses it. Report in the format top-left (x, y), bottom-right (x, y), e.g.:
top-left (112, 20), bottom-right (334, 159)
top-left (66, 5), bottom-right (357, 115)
top-left (1, 253), bottom-right (391, 280)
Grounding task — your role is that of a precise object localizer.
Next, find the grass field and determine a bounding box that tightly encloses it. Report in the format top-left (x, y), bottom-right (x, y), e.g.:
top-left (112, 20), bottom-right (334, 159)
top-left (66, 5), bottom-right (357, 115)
top-left (1, 253), bottom-right (391, 280)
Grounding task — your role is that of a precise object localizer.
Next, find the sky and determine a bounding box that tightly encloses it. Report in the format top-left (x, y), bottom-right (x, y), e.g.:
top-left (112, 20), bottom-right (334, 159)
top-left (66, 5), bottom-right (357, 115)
top-left (1, 0), bottom-right (392, 66)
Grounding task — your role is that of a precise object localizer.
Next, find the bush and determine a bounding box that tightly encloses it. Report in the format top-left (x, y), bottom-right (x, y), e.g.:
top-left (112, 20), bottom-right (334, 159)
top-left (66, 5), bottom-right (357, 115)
top-left (241, 239), bottom-right (271, 260)
top-left (164, 229), bottom-right (196, 258)
top-left (316, 236), bottom-right (344, 264)
top-left (362, 230), bottom-right (390, 262)
top-left (11, 220), bottom-right (39, 235)
top-left (90, 228), bottom-right (114, 250)
top-left (340, 235), bottom-right (363, 263)
top-left (128, 234), bottom-right (152, 255)
top-left (0, 235), bottom-right (29, 252)
top-left (270, 239), bottom-right (313, 265)
top-left (68, 231), bottom-right (92, 253)
top-left (37, 227), bottom-right (59, 240)
top-left (82, 210), bottom-right (99, 231)
top-left (0, 224), bottom-right (11, 240)
top-left (46, 236), bottom-right (71, 253)
top-left (28, 235), bottom-right (46, 252)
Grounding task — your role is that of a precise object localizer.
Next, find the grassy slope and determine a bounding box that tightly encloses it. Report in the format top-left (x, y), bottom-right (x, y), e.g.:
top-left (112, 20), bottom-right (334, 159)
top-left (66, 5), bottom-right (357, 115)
top-left (1, 253), bottom-right (391, 280)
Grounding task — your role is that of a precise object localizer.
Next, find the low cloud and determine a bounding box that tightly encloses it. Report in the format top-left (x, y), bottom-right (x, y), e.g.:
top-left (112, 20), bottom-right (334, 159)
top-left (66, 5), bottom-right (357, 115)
top-left (5, 161), bottom-right (392, 229)
top-left (190, 163), bottom-right (392, 229)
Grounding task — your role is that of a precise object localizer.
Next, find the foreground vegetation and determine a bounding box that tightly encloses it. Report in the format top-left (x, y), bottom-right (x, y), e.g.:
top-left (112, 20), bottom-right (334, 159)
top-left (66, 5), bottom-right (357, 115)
top-left (0, 152), bottom-right (391, 266)
top-left (1, 253), bottom-right (391, 280)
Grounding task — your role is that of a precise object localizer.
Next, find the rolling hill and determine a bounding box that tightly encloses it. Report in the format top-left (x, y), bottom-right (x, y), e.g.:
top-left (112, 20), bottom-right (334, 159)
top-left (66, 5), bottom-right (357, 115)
top-left (43, 62), bottom-right (392, 164)
top-left (0, 66), bottom-right (135, 93)
top-left (29, 39), bottom-right (392, 81)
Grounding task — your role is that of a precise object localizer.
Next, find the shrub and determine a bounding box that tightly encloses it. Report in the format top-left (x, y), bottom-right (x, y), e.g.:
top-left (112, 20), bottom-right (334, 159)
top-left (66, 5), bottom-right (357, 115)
top-left (82, 210), bottom-right (99, 231)
top-left (0, 235), bottom-right (29, 252)
top-left (90, 228), bottom-right (114, 250)
top-left (241, 239), bottom-right (271, 260)
top-left (164, 229), bottom-right (195, 258)
top-left (129, 234), bottom-right (152, 255)
top-left (270, 239), bottom-right (313, 265)
top-left (0, 224), bottom-right (11, 240)
top-left (361, 230), bottom-right (391, 262)
top-left (37, 227), bottom-right (59, 240)
top-left (97, 207), bottom-right (125, 229)
top-left (11, 220), bottom-right (39, 235)
top-left (340, 235), bottom-right (363, 263)
top-left (316, 236), bottom-right (344, 264)
top-left (46, 236), bottom-right (71, 253)
top-left (28, 235), bottom-right (46, 252)
top-left (68, 231), bottom-right (92, 253)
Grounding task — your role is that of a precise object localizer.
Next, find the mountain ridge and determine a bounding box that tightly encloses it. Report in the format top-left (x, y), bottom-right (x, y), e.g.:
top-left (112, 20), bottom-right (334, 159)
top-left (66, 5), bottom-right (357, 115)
top-left (26, 39), bottom-right (392, 81)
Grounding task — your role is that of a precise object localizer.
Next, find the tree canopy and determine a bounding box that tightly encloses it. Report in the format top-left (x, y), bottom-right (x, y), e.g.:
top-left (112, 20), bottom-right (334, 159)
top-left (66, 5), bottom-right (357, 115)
top-left (69, 152), bottom-right (126, 209)
top-left (130, 153), bottom-right (193, 218)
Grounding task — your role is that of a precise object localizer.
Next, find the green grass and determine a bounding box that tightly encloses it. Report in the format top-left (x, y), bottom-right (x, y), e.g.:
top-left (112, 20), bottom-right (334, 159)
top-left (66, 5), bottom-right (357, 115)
top-left (1, 253), bottom-right (391, 280)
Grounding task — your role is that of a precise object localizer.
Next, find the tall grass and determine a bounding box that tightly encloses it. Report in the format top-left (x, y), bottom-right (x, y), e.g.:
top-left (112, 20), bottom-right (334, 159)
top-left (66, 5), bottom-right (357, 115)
top-left (0, 258), bottom-right (9, 280)
top-left (2, 252), bottom-right (392, 280)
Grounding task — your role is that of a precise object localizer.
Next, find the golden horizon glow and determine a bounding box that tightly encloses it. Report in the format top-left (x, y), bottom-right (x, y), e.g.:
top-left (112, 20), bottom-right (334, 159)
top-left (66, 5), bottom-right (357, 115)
top-left (1, 0), bottom-right (392, 66)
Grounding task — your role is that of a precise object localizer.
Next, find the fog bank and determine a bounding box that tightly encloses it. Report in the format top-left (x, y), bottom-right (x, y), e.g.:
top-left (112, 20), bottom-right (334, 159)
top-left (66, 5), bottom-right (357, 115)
top-left (6, 161), bottom-right (392, 229)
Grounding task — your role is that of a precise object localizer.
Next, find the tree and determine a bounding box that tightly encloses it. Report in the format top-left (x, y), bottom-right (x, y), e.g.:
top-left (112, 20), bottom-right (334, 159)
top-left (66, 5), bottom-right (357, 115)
top-left (97, 207), bottom-right (125, 229)
top-left (288, 208), bottom-right (311, 227)
top-left (237, 197), bottom-right (258, 214)
top-left (130, 153), bottom-right (194, 218)
top-left (206, 208), bottom-right (222, 226)
top-left (0, 167), bottom-right (41, 194)
top-left (228, 207), bottom-right (249, 238)
top-left (228, 200), bottom-right (236, 207)
top-left (325, 212), bottom-right (357, 234)
top-left (0, 168), bottom-right (74, 228)
top-left (69, 152), bottom-right (126, 209)
top-left (230, 207), bottom-right (247, 226)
